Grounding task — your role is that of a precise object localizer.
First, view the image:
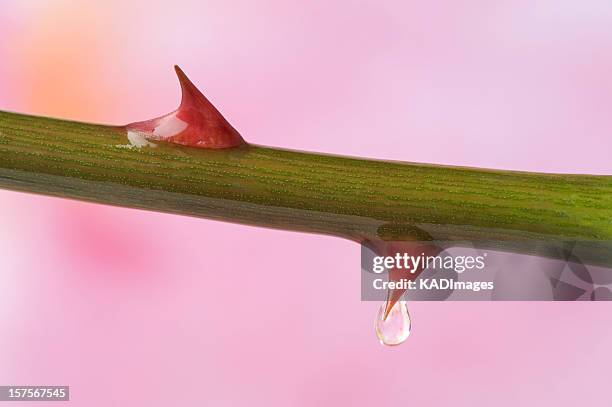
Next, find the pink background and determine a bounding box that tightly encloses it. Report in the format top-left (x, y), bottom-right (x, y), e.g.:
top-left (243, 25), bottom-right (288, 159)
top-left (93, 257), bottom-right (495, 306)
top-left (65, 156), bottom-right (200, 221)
top-left (1, 1), bottom-right (612, 405)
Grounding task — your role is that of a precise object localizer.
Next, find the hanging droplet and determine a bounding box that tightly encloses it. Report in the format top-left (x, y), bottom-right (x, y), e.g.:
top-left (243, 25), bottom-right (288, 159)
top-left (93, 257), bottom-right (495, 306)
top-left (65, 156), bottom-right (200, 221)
top-left (375, 300), bottom-right (411, 346)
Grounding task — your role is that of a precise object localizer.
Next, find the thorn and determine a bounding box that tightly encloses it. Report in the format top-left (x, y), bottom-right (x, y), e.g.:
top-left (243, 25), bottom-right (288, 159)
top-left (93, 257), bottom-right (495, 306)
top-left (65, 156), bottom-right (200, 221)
top-left (126, 66), bottom-right (246, 149)
top-left (383, 290), bottom-right (402, 321)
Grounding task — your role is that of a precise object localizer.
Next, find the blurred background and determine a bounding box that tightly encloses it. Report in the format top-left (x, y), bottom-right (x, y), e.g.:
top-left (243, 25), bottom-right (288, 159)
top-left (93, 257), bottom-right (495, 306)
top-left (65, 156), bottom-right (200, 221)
top-left (1, 0), bottom-right (612, 405)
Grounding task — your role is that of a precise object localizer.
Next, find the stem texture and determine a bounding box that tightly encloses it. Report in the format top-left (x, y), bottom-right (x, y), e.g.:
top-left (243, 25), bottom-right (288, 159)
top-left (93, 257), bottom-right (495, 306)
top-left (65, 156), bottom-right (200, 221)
top-left (1, 111), bottom-right (611, 264)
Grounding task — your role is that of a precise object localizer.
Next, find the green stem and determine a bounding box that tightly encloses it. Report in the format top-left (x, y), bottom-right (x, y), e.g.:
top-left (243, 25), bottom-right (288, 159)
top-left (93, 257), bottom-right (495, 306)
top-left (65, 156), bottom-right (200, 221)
top-left (1, 111), bottom-right (611, 265)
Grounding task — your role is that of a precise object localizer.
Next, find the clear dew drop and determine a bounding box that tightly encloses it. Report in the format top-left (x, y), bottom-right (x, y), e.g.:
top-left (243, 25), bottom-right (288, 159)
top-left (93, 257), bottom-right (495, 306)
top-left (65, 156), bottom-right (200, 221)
top-left (375, 300), bottom-right (411, 346)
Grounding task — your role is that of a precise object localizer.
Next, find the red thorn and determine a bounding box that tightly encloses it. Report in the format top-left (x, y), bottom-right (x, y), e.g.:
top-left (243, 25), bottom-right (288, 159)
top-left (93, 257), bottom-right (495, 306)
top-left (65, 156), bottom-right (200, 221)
top-left (367, 240), bottom-right (442, 321)
top-left (126, 65), bottom-right (245, 149)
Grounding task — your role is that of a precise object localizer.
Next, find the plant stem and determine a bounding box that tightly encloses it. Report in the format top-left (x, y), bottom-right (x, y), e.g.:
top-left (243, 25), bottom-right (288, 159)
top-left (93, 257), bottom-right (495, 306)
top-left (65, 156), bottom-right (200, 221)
top-left (0, 110), bottom-right (611, 265)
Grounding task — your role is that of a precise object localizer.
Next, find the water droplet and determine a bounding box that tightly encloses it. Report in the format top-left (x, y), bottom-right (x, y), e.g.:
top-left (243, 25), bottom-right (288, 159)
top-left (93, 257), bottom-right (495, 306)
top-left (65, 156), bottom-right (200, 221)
top-left (375, 300), bottom-right (411, 346)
